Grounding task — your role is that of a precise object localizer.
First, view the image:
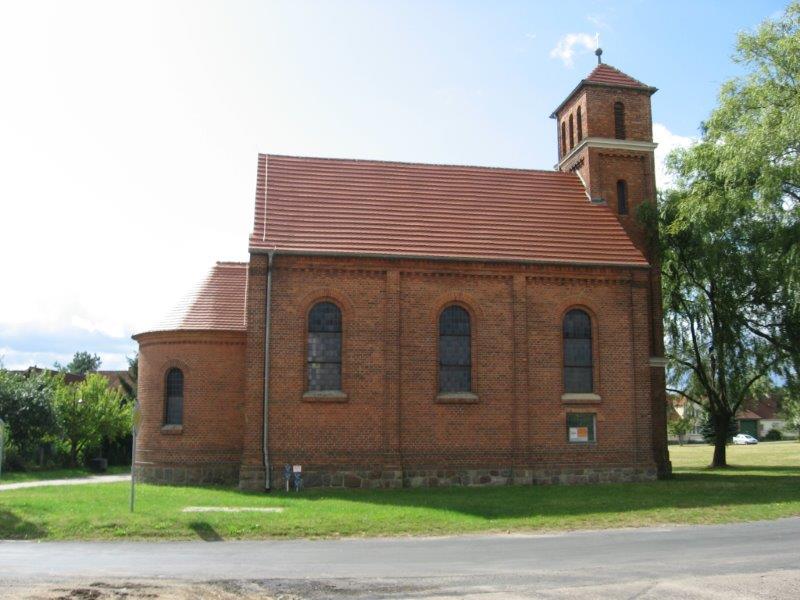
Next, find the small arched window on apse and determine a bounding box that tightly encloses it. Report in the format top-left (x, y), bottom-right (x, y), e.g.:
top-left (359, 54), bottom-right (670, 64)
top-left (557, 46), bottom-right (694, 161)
top-left (561, 121), bottom-right (567, 156)
top-left (614, 101), bottom-right (626, 139)
top-left (576, 106), bottom-right (583, 141)
top-left (439, 305), bottom-right (472, 393)
top-left (164, 368), bottom-right (184, 425)
top-left (307, 301), bottom-right (343, 392)
top-left (568, 114), bottom-right (575, 149)
top-left (563, 309), bottom-right (593, 394)
top-left (617, 180), bottom-right (629, 215)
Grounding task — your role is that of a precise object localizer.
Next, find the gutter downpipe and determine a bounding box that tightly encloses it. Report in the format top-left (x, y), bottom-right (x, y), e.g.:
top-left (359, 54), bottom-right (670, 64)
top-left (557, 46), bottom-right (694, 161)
top-left (263, 250), bottom-right (275, 491)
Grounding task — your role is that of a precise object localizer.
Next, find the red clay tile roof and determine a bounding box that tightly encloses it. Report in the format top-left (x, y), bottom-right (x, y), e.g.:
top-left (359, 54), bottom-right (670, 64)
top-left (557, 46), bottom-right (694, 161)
top-left (550, 63), bottom-right (655, 118)
top-left (143, 262), bottom-right (248, 333)
top-left (736, 410), bottom-right (762, 421)
top-left (751, 397), bottom-right (780, 420)
top-left (249, 154), bottom-right (648, 267)
top-left (584, 63), bottom-right (650, 89)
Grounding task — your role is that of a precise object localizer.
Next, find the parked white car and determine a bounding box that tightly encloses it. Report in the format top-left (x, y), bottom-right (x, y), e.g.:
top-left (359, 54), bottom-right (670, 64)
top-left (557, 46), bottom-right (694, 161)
top-left (732, 433), bottom-right (758, 445)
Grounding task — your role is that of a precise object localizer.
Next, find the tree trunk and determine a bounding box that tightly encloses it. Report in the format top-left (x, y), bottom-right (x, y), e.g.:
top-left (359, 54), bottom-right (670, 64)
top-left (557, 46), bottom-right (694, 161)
top-left (711, 414), bottom-right (730, 468)
top-left (69, 441), bottom-right (79, 467)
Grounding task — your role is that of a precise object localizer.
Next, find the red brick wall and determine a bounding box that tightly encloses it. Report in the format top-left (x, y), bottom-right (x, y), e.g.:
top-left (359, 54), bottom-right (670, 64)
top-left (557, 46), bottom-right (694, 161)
top-left (135, 254), bottom-right (665, 486)
top-left (238, 255), bottom-right (660, 484)
top-left (134, 330), bottom-right (246, 482)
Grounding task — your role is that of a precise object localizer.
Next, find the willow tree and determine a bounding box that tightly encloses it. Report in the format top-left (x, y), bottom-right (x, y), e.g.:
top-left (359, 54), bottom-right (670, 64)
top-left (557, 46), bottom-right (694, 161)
top-left (659, 3), bottom-right (800, 466)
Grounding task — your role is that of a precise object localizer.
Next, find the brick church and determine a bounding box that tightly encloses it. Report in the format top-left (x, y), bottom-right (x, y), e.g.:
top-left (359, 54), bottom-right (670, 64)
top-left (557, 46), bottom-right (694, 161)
top-left (134, 59), bottom-right (671, 490)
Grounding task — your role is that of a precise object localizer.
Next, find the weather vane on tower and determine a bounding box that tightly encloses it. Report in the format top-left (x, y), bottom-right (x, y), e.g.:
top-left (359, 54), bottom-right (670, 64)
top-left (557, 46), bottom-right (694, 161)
top-left (595, 33), bottom-right (603, 64)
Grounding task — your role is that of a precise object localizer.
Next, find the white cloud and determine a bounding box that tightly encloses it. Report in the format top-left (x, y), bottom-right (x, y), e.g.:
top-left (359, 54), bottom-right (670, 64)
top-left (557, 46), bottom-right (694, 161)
top-left (653, 123), bottom-right (695, 190)
top-left (549, 33), bottom-right (597, 68)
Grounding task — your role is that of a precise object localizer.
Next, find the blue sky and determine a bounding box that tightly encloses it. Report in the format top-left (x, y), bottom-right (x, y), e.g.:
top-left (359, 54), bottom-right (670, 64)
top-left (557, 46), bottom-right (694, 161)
top-left (0, 0), bottom-right (788, 370)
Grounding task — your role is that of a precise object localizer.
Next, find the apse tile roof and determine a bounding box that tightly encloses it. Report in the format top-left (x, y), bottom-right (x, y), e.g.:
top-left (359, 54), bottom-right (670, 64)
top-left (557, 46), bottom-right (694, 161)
top-left (584, 63), bottom-right (650, 89)
top-left (249, 154), bottom-right (648, 267)
top-left (146, 262), bottom-right (248, 333)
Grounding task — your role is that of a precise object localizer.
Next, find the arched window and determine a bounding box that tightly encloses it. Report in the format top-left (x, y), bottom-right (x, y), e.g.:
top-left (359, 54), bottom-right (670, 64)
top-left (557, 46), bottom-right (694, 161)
top-left (617, 179), bottom-right (628, 215)
top-left (165, 368), bottom-right (183, 425)
top-left (439, 305), bottom-right (471, 393)
top-left (577, 106), bottom-right (583, 141)
top-left (561, 121), bottom-right (567, 156)
top-left (568, 114), bottom-right (575, 150)
top-left (307, 301), bottom-right (342, 391)
top-left (563, 309), bottom-right (593, 394)
top-left (614, 101), bottom-right (626, 139)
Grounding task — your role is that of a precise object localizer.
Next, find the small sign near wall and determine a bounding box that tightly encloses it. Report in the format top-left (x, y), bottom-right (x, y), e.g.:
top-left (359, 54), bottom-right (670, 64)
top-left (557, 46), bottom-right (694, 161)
top-left (569, 426), bottom-right (589, 443)
top-left (292, 465), bottom-right (302, 473)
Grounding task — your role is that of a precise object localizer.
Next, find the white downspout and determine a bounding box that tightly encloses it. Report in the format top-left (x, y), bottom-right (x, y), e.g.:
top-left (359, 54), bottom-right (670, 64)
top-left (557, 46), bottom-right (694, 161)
top-left (263, 250), bottom-right (275, 490)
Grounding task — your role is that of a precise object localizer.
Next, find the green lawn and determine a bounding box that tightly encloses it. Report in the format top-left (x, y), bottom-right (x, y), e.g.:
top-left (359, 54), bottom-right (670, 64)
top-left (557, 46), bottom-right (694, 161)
top-left (0, 442), bottom-right (797, 541)
top-left (0, 465), bottom-right (129, 484)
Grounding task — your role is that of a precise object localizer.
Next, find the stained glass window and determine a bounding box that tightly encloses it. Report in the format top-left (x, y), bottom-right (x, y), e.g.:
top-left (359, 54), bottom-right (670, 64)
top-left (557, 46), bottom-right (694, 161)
top-left (307, 302), bottom-right (342, 391)
top-left (165, 368), bottom-right (183, 425)
top-left (563, 309), bottom-right (593, 393)
top-left (439, 305), bottom-right (471, 393)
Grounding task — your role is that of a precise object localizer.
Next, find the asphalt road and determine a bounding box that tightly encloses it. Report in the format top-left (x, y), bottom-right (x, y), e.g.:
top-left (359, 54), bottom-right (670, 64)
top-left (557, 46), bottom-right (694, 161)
top-left (1, 518), bottom-right (799, 598)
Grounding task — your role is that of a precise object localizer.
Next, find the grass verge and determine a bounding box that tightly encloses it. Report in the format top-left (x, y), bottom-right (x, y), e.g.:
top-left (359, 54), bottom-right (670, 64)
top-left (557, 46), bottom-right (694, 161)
top-left (0, 465), bottom-right (129, 484)
top-left (0, 442), bottom-right (797, 541)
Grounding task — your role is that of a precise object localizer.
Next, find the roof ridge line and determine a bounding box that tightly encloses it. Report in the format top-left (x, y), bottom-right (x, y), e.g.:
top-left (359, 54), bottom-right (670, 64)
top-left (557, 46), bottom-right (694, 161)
top-left (263, 153), bottom-right (577, 176)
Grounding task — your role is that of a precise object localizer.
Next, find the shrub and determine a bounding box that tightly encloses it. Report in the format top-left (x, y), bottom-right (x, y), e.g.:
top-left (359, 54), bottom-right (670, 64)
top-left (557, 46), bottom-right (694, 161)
top-left (0, 369), bottom-right (59, 467)
top-left (764, 429), bottom-right (783, 441)
top-left (53, 374), bottom-right (131, 466)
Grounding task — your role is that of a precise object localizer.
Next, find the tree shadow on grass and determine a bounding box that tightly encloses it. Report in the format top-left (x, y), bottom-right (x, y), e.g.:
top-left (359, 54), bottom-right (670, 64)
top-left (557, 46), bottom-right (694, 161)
top-left (674, 465), bottom-right (800, 475)
top-left (188, 521), bottom-right (223, 542)
top-left (279, 465), bottom-right (800, 521)
top-left (0, 510), bottom-right (48, 540)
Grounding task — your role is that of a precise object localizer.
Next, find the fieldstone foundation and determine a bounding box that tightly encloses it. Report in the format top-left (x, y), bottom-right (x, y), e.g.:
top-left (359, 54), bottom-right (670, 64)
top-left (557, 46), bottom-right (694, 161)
top-left (135, 463), bottom-right (239, 486)
top-left (238, 464), bottom-right (658, 491)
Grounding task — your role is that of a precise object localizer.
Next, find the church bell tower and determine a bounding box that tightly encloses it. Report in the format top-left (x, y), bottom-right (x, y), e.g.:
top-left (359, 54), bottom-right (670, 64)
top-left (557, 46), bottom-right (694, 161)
top-left (551, 52), bottom-right (671, 478)
top-left (550, 49), bottom-right (659, 259)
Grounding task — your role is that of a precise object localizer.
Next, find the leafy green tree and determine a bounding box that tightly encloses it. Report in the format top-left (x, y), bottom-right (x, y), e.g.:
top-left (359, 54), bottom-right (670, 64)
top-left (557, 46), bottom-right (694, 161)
top-left (783, 393), bottom-right (800, 440)
top-left (659, 176), bottom-right (776, 466)
top-left (118, 354), bottom-right (138, 400)
top-left (705, 3), bottom-right (800, 417)
top-left (0, 368), bottom-right (58, 459)
top-left (699, 414), bottom-right (739, 445)
top-left (55, 351), bottom-right (102, 374)
top-left (52, 374), bottom-right (131, 466)
top-left (660, 3), bottom-right (800, 467)
top-left (668, 416), bottom-right (694, 446)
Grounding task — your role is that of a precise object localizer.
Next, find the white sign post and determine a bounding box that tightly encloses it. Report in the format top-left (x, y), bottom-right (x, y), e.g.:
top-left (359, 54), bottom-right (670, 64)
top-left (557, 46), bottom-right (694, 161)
top-left (130, 404), bottom-right (141, 512)
top-left (0, 418), bottom-right (5, 482)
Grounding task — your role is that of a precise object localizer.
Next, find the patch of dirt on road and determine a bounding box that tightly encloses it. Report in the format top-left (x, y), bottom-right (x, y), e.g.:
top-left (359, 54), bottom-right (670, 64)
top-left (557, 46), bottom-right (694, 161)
top-left (1, 578), bottom-right (438, 600)
top-left (1, 580), bottom-right (278, 600)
